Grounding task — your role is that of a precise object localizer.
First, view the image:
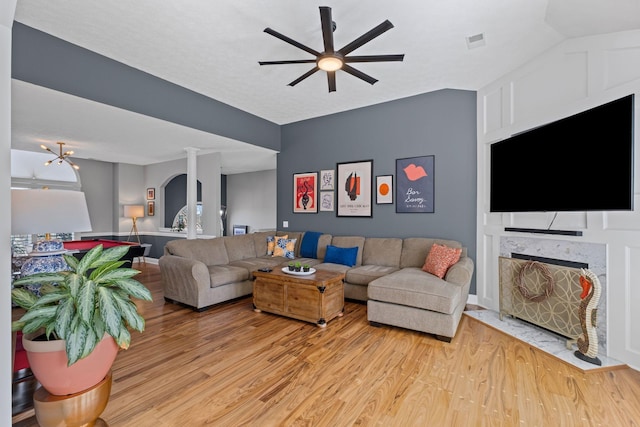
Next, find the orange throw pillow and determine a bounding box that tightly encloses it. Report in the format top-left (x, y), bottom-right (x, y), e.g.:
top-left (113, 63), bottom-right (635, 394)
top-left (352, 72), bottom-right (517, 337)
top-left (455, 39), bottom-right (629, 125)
top-left (422, 243), bottom-right (462, 279)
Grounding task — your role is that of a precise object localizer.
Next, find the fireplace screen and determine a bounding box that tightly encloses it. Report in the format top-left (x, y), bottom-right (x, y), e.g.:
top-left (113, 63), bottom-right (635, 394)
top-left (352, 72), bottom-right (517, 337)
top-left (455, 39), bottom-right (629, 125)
top-left (499, 256), bottom-right (583, 342)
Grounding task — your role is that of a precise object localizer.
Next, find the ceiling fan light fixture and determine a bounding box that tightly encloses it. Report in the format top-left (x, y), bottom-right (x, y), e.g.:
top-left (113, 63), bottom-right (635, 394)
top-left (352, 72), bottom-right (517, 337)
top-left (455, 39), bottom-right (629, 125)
top-left (317, 55), bottom-right (343, 72)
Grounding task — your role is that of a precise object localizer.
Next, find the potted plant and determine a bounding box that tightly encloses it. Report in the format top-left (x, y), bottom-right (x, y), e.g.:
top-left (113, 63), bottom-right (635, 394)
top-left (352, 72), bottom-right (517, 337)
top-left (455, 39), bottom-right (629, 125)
top-left (294, 261), bottom-right (302, 272)
top-left (11, 244), bottom-right (152, 396)
top-left (302, 264), bottom-right (310, 272)
top-left (288, 262), bottom-right (295, 271)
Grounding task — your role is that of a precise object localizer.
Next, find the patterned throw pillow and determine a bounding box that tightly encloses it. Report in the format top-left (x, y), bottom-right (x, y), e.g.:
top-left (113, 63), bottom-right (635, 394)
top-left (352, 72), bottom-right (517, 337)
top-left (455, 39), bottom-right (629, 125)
top-left (267, 235), bottom-right (288, 255)
top-left (422, 243), bottom-right (462, 279)
top-left (273, 238), bottom-right (297, 259)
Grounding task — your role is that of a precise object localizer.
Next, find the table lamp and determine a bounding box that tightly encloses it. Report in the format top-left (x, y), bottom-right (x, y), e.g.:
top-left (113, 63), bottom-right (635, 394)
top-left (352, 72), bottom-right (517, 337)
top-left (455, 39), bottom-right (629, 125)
top-left (11, 189), bottom-right (93, 283)
top-left (124, 205), bottom-right (144, 244)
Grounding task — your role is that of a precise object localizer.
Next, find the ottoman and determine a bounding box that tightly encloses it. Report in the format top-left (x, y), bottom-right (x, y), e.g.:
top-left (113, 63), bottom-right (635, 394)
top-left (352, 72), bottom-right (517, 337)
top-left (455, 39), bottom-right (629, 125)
top-left (367, 267), bottom-right (471, 342)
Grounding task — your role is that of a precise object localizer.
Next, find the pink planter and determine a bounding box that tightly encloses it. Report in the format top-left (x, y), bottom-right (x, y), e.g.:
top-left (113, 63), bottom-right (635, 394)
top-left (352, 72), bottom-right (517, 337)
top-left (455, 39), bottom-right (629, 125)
top-left (23, 333), bottom-right (119, 395)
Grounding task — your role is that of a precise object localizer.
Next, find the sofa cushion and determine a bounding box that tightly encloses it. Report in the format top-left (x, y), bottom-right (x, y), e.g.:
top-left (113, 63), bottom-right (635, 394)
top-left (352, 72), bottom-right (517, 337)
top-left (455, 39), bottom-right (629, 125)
top-left (207, 264), bottom-right (250, 288)
top-left (422, 244), bottom-right (462, 278)
top-left (346, 265), bottom-right (400, 285)
top-left (362, 237), bottom-right (402, 267)
top-left (229, 257), bottom-right (282, 274)
top-left (165, 238), bottom-right (229, 266)
top-left (316, 234), bottom-right (332, 260)
top-left (368, 268), bottom-right (462, 314)
top-left (324, 245), bottom-right (358, 267)
top-left (314, 262), bottom-right (351, 274)
top-left (224, 234), bottom-right (257, 262)
top-left (400, 238), bottom-right (462, 269)
top-left (252, 231), bottom-right (273, 257)
top-left (330, 236), bottom-right (365, 266)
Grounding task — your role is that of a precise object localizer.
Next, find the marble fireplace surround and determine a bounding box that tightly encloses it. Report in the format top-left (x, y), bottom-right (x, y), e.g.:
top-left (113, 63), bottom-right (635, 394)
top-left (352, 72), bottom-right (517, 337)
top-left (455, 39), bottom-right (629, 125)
top-left (499, 236), bottom-right (607, 355)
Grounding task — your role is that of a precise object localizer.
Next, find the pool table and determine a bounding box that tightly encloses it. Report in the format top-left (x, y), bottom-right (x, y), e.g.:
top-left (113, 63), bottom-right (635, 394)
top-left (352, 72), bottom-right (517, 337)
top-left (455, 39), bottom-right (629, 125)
top-left (63, 239), bottom-right (144, 265)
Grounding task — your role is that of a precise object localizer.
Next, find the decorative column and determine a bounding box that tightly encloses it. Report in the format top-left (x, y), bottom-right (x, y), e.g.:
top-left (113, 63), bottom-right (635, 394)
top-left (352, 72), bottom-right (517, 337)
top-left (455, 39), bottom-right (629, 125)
top-left (185, 147), bottom-right (199, 240)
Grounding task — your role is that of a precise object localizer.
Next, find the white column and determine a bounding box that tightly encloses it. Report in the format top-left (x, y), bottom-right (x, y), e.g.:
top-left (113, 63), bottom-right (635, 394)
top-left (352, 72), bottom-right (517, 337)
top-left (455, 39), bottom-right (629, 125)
top-left (2, 2), bottom-right (18, 425)
top-left (185, 147), bottom-right (199, 240)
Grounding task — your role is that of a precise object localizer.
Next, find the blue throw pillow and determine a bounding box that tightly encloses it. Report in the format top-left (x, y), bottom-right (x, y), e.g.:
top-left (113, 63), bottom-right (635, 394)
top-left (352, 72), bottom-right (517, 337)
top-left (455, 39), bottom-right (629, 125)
top-left (324, 245), bottom-right (358, 267)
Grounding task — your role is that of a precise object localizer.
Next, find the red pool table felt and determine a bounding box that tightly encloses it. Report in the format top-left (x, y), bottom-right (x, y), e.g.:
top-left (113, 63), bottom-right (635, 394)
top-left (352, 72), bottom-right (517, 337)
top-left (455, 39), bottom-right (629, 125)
top-left (63, 239), bottom-right (140, 252)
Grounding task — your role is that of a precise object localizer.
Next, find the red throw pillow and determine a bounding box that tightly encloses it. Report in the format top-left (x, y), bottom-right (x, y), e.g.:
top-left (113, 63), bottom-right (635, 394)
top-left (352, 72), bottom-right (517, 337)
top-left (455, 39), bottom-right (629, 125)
top-left (422, 243), bottom-right (462, 278)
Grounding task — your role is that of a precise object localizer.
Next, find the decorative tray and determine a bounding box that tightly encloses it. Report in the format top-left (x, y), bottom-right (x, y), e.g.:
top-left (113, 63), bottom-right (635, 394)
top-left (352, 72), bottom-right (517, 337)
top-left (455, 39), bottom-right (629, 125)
top-left (281, 267), bottom-right (316, 276)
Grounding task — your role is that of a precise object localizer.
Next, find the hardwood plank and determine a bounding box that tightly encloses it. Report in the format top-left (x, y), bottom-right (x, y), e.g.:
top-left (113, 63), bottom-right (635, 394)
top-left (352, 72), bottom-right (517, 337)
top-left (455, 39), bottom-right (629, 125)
top-left (14, 263), bottom-right (640, 426)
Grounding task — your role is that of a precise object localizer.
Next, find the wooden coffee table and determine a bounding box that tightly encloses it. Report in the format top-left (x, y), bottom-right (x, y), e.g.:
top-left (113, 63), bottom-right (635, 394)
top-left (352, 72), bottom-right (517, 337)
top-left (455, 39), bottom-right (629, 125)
top-left (253, 268), bottom-right (345, 327)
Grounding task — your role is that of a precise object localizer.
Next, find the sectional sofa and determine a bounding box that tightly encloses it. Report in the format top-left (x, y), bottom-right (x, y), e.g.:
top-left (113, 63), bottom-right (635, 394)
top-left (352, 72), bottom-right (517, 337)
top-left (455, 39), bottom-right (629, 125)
top-left (159, 230), bottom-right (474, 341)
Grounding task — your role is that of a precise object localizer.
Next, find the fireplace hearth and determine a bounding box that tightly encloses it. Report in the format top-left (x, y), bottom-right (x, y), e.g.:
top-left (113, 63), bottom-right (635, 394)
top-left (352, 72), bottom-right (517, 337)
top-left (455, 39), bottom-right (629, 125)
top-left (499, 236), bottom-right (607, 355)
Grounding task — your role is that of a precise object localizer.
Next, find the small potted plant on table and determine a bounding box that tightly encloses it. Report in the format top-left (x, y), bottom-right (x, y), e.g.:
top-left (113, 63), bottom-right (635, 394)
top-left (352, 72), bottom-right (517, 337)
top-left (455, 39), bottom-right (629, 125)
top-left (294, 261), bottom-right (302, 272)
top-left (303, 264), bottom-right (310, 272)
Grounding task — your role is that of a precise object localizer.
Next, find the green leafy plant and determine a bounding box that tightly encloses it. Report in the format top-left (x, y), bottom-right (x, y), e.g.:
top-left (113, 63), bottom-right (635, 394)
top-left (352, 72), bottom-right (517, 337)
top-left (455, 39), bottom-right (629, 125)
top-left (11, 244), bottom-right (152, 366)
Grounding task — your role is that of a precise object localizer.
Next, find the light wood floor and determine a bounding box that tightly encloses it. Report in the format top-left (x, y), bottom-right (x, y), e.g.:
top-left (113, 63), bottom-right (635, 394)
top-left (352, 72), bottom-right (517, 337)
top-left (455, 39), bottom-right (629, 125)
top-left (14, 263), bottom-right (640, 426)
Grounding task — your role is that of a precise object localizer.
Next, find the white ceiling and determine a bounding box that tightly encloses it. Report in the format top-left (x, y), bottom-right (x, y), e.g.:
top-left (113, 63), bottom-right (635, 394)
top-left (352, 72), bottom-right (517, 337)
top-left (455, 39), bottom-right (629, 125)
top-left (10, 0), bottom-right (640, 171)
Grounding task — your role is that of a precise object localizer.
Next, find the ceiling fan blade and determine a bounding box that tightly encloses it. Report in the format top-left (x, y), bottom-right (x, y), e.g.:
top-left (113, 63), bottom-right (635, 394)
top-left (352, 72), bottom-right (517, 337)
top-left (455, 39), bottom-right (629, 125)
top-left (345, 54), bottom-right (405, 63)
top-left (288, 67), bottom-right (320, 87)
top-left (319, 6), bottom-right (335, 54)
top-left (264, 28), bottom-right (321, 57)
top-left (259, 59), bottom-right (317, 65)
top-left (327, 71), bottom-right (336, 92)
top-left (341, 64), bottom-right (378, 85)
top-left (338, 20), bottom-right (394, 56)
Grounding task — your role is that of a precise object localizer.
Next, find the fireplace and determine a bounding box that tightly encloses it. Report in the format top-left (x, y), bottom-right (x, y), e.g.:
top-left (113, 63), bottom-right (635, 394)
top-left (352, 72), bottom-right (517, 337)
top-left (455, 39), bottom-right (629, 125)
top-left (499, 237), bottom-right (607, 355)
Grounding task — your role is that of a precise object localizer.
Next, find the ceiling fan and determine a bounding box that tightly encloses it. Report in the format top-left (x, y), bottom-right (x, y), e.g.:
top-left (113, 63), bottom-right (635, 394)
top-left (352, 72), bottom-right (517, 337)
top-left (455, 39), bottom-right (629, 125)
top-left (259, 6), bottom-right (404, 92)
top-left (41, 142), bottom-right (80, 170)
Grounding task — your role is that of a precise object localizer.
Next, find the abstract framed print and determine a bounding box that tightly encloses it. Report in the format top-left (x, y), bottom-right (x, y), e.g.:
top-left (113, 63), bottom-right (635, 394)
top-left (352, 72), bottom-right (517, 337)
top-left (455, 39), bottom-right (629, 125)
top-left (293, 172), bottom-right (318, 213)
top-left (336, 160), bottom-right (373, 217)
top-left (320, 169), bottom-right (335, 190)
top-left (396, 155), bottom-right (434, 213)
top-left (320, 191), bottom-right (334, 211)
top-left (376, 175), bottom-right (393, 204)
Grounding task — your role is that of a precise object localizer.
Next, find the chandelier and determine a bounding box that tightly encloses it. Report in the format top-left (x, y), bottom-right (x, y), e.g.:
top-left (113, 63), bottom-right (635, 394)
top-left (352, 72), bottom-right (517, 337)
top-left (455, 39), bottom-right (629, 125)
top-left (41, 142), bottom-right (79, 170)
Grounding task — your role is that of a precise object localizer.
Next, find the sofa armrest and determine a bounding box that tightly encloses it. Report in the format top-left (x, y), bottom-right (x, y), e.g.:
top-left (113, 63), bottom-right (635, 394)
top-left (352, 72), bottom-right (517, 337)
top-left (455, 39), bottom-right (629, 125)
top-left (159, 255), bottom-right (211, 305)
top-left (444, 256), bottom-right (474, 287)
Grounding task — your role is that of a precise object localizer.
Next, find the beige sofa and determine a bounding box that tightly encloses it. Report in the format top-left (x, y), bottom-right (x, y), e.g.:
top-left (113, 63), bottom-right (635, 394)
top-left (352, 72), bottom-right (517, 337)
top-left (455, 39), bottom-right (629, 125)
top-left (159, 231), bottom-right (474, 341)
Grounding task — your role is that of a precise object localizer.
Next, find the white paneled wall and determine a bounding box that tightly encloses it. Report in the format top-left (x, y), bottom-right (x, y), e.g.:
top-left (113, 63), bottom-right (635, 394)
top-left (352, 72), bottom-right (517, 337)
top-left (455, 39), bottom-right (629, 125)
top-left (477, 30), bottom-right (640, 370)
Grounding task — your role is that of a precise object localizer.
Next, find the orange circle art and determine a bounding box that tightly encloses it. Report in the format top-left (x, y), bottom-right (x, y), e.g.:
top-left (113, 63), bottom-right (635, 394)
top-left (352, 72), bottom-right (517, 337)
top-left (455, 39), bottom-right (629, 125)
top-left (379, 183), bottom-right (390, 196)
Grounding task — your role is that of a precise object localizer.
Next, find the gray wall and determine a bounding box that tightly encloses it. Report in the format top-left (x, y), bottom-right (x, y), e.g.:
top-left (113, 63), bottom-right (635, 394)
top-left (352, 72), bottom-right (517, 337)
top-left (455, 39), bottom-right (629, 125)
top-left (12, 22), bottom-right (281, 151)
top-left (74, 158), bottom-right (116, 234)
top-left (227, 169), bottom-right (277, 233)
top-left (279, 89), bottom-right (477, 291)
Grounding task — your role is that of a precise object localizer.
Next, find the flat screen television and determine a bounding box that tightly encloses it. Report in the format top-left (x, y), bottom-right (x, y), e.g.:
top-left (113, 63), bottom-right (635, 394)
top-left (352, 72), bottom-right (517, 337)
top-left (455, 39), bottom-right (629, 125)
top-left (490, 94), bottom-right (634, 212)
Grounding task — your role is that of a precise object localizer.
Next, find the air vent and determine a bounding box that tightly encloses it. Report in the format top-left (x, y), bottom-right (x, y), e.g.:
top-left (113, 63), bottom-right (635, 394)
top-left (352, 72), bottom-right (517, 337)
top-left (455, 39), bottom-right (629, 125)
top-left (466, 33), bottom-right (485, 49)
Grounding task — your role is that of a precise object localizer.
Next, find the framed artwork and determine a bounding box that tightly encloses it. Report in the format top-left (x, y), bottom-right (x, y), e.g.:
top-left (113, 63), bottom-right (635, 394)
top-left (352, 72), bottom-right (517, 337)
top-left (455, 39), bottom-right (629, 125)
top-left (320, 191), bottom-right (334, 211)
top-left (320, 169), bottom-right (335, 190)
top-left (376, 175), bottom-right (393, 204)
top-left (396, 155), bottom-right (434, 213)
top-left (232, 225), bottom-right (248, 235)
top-left (336, 160), bottom-right (373, 217)
top-left (147, 201), bottom-right (155, 216)
top-left (147, 188), bottom-right (155, 200)
top-left (293, 172), bottom-right (318, 213)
